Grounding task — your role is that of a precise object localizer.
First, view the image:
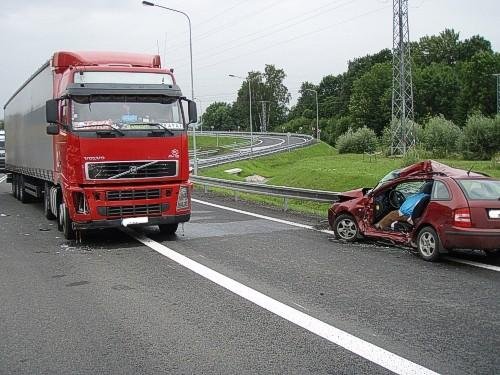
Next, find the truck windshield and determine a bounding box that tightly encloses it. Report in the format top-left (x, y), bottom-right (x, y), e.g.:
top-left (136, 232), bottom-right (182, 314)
top-left (72, 99), bottom-right (184, 132)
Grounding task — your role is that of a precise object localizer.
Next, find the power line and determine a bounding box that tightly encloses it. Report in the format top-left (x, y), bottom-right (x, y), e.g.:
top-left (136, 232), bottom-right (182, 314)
top-left (192, 5), bottom-right (390, 71)
top-left (167, 0), bottom-right (359, 67)
top-left (165, 0), bottom-right (283, 53)
top-left (156, 0), bottom-right (250, 48)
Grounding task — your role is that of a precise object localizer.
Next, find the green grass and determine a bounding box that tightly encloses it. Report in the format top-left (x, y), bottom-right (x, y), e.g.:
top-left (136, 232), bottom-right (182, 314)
top-left (188, 135), bottom-right (247, 154)
top-left (197, 142), bottom-right (500, 216)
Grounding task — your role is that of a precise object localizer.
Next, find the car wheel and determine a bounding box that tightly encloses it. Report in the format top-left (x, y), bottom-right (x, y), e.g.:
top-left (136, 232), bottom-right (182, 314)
top-left (333, 214), bottom-right (359, 242)
top-left (417, 226), bottom-right (442, 261)
top-left (159, 223), bottom-right (178, 236)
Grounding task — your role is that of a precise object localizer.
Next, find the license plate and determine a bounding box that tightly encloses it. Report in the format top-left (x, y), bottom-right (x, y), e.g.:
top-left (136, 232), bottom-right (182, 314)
top-left (122, 217), bottom-right (149, 227)
top-left (488, 209), bottom-right (500, 219)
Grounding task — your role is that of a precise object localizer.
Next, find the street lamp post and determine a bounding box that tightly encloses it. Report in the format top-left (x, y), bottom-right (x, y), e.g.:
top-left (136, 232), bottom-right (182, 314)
top-left (229, 74), bottom-right (253, 157)
top-left (304, 88), bottom-right (319, 141)
top-left (142, 1), bottom-right (198, 174)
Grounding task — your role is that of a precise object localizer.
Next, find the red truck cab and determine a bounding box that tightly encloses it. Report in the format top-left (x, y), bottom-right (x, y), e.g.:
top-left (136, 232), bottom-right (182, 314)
top-left (5, 51), bottom-right (197, 240)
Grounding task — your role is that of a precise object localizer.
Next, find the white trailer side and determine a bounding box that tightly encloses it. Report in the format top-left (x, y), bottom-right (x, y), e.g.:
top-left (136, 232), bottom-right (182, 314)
top-left (4, 61), bottom-right (54, 181)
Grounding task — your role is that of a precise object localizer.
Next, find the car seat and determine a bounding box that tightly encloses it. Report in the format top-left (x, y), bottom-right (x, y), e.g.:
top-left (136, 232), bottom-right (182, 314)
top-left (391, 181), bottom-right (433, 232)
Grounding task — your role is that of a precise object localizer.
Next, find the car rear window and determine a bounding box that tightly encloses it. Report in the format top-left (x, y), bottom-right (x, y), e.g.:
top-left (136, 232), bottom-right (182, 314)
top-left (458, 179), bottom-right (500, 200)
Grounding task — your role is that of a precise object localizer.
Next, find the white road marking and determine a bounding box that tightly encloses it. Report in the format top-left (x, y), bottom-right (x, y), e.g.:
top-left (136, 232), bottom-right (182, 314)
top-left (0, 176), bottom-right (7, 184)
top-left (192, 199), bottom-right (314, 230)
top-left (193, 199), bottom-right (499, 272)
top-left (443, 256), bottom-right (500, 272)
top-left (126, 228), bottom-right (438, 375)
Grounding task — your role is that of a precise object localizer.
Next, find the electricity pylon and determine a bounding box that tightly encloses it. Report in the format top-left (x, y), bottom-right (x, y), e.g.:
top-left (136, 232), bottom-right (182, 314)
top-left (391, 0), bottom-right (415, 155)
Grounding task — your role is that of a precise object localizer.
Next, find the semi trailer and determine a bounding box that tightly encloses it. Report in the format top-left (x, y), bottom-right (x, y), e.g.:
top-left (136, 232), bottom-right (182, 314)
top-left (4, 51), bottom-right (197, 240)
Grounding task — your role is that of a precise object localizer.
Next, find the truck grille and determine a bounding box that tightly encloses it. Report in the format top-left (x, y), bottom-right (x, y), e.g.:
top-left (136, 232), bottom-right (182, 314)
top-left (106, 189), bottom-right (161, 201)
top-left (86, 161), bottom-right (177, 180)
top-left (98, 203), bottom-right (167, 218)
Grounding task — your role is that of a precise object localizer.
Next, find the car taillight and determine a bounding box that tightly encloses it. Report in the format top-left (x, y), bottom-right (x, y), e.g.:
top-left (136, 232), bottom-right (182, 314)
top-left (453, 207), bottom-right (472, 228)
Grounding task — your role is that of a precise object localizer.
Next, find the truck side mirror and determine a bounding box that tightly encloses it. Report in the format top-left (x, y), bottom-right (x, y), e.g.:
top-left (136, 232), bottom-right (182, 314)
top-left (188, 100), bottom-right (197, 124)
top-left (46, 99), bottom-right (59, 123)
top-left (46, 123), bottom-right (59, 135)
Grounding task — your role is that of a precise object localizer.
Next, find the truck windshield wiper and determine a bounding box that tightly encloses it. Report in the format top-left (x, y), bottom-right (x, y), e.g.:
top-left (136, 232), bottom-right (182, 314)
top-left (72, 123), bottom-right (124, 136)
top-left (128, 122), bottom-right (175, 136)
top-left (97, 124), bottom-right (125, 136)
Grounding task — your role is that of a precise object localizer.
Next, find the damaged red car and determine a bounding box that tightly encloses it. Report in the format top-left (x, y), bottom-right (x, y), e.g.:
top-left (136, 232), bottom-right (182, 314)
top-left (328, 160), bottom-right (500, 261)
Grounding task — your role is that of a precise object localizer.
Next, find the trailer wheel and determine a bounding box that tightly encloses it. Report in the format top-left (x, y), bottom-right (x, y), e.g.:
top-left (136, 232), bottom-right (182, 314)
top-left (12, 174), bottom-right (18, 198)
top-left (44, 183), bottom-right (56, 220)
top-left (60, 202), bottom-right (75, 240)
top-left (19, 175), bottom-right (29, 203)
top-left (159, 223), bottom-right (178, 236)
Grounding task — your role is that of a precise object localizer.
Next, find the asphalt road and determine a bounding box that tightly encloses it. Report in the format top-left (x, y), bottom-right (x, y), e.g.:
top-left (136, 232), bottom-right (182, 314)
top-left (0, 177), bottom-right (499, 374)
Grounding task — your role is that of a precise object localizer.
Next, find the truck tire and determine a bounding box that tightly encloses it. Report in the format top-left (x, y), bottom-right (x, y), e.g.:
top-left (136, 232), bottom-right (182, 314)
top-left (19, 175), bottom-right (29, 203)
top-left (159, 223), bottom-right (178, 235)
top-left (12, 174), bottom-right (18, 198)
top-left (60, 202), bottom-right (75, 240)
top-left (44, 183), bottom-right (56, 220)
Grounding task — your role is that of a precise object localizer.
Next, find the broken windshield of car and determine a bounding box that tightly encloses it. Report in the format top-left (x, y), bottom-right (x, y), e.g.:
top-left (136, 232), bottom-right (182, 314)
top-left (71, 96), bottom-right (184, 132)
top-left (373, 169), bottom-right (401, 191)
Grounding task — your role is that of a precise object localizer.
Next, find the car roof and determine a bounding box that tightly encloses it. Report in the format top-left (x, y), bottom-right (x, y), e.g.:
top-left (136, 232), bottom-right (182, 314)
top-left (399, 160), bottom-right (487, 179)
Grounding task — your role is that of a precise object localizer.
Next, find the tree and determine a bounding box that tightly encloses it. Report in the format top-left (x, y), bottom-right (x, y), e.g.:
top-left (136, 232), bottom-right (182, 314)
top-left (413, 63), bottom-right (460, 123)
top-left (202, 102), bottom-right (233, 131)
top-left (412, 29), bottom-right (461, 66)
top-left (348, 62), bottom-right (392, 135)
top-left (233, 65), bottom-right (290, 132)
top-left (455, 51), bottom-right (500, 124)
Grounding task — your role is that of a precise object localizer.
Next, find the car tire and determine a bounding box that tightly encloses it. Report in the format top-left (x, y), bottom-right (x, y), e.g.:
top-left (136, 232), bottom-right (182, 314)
top-left (417, 226), bottom-right (442, 262)
top-left (159, 223), bottom-right (178, 236)
top-left (61, 203), bottom-right (75, 240)
top-left (333, 214), bottom-right (360, 242)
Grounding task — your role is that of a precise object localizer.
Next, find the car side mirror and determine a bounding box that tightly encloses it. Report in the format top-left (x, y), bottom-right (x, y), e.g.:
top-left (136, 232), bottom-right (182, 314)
top-left (46, 123), bottom-right (60, 135)
top-left (46, 99), bottom-right (59, 123)
top-left (188, 100), bottom-right (197, 124)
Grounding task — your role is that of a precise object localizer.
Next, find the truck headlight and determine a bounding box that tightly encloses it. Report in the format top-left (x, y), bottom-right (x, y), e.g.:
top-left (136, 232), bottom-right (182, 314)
top-left (176, 186), bottom-right (190, 211)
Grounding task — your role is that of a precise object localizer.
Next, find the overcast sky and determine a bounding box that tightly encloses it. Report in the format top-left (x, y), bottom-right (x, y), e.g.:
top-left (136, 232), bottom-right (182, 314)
top-left (1, 0), bottom-right (499, 118)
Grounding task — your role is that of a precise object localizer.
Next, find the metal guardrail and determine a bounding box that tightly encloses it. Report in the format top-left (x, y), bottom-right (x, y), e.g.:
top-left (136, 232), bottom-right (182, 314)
top-left (191, 175), bottom-right (340, 204)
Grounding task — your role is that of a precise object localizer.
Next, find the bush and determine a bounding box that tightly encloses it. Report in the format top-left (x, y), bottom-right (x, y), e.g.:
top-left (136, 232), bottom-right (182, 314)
top-left (336, 127), bottom-right (378, 154)
top-left (321, 116), bottom-right (353, 146)
top-left (420, 115), bottom-right (461, 157)
top-left (380, 119), bottom-right (422, 156)
top-left (460, 114), bottom-right (500, 160)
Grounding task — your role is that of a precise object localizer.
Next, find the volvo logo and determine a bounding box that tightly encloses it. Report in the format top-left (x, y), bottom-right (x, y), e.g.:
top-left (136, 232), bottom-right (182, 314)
top-left (129, 166), bottom-right (138, 174)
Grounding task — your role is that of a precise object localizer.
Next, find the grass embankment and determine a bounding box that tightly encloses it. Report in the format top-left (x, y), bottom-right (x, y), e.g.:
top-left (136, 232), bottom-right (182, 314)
top-left (188, 135), bottom-right (247, 154)
top-left (198, 142), bottom-right (500, 216)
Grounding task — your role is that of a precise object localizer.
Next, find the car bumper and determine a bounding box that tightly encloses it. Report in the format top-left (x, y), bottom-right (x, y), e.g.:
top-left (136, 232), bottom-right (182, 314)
top-left (73, 213), bottom-right (190, 230)
top-left (443, 227), bottom-right (500, 250)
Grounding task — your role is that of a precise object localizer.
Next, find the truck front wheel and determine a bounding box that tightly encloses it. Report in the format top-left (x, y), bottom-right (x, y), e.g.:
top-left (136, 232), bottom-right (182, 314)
top-left (44, 183), bottom-right (56, 220)
top-left (159, 223), bottom-right (178, 236)
top-left (60, 202), bottom-right (75, 240)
